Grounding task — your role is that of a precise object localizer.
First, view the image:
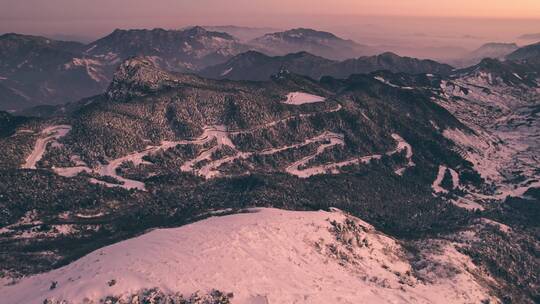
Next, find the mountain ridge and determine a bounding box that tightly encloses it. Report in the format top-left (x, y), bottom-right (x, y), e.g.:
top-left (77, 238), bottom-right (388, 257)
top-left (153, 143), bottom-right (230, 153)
top-left (0, 28), bottom-right (251, 111)
top-left (250, 28), bottom-right (375, 60)
top-left (506, 41), bottom-right (540, 61)
top-left (201, 50), bottom-right (454, 81)
top-left (450, 42), bottom-right (519, 67)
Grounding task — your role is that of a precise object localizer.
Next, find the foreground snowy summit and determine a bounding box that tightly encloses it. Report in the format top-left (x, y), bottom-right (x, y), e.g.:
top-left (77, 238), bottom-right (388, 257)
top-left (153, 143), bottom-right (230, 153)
top-left (1, 208), bottom-right (494, 304)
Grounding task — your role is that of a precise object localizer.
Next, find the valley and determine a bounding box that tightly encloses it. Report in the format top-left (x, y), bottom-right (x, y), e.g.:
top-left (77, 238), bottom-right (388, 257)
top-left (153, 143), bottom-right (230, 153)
top-left (0, 22), bottom-right (539, 304)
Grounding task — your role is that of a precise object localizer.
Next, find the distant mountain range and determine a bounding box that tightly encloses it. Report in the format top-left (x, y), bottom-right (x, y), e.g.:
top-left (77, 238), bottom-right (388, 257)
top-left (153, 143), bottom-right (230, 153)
top-left (1, 26), bottom-right (540, 112)
top-left (201, 51), bottom-right (454, 81)
top-left (450, 42), bottom-right (519, 67)
top-left (518, 33), bottom-right (540, 41)
top-left (85, 27), bottom-right (249, 72)
top-left (250, 28), bottom-right (376, 60)
top-left (0, 27), bottom-right (250, 111)
top-left (455, 57), bottom-right (540, 87)
top-left (0, 33), bottom-right (103, 111)
top-left (200, 25), bottom-right (281, 42)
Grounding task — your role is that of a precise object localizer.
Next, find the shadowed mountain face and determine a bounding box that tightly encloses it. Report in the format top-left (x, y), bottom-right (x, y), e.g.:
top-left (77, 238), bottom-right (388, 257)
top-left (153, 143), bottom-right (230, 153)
top-left (454, 57), bottom-right (540, 87)
top-left (506, 41), bottom-right (540, 61)
top-left (0, 28), bottom-right (251, 111)
top-left (0, 111), bottom-right (27, 137)
top-left (201, 51), bottom-right (454, 81)
top-left (1, 27), bottom-right (466, 112)
top-left (85, 27), bottom-right (250, 72)
top-left (200, 51), bottom-right (335, 81)
top-left (0, 33), bottom-right (85, 68)
top-left (0, 82), bottom-right (29, 110)
top-left (0, 33), bottom-right (104, 111)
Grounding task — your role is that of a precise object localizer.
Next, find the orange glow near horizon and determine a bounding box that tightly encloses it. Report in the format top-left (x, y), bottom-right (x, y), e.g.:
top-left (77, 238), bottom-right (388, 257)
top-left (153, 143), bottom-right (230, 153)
top-left (1, 0), bottom-right (539, 41)
top-left (1, 0), bottom-right (540, 20)
top-left (286, 0), bottom-right (540, 18)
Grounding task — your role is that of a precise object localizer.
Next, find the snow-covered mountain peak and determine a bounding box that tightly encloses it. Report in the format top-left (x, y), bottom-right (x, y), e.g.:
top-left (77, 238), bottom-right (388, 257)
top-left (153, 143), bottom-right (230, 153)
top-left (1, 208), bottom-right (495, 304)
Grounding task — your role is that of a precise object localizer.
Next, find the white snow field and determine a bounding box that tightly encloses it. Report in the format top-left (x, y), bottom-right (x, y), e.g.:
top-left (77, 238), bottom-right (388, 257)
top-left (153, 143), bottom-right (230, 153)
top-left (283, 92), bottom-right (326, 105)
top-left (22, 125), bottom-right (72, 169)
top-left (1, 208), bottom-right (494, 304)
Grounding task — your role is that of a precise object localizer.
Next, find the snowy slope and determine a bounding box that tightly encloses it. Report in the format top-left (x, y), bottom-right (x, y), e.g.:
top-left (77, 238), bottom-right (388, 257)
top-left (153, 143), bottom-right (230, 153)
top-left (1, 208), bottom-right (495, 304)
top-left (438, 66), bottom-right (540, 201)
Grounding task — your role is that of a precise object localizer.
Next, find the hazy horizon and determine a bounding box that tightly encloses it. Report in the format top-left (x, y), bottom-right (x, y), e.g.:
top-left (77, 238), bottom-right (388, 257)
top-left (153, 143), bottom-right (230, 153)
top-left (2, 0), bottom-right (540, 60)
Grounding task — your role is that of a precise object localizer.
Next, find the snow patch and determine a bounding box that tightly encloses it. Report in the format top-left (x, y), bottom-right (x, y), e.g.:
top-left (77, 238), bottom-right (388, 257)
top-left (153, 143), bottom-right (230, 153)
top-left (374, 76), bottom-right (414, 90)
top-left (84, 44), bottom-right (97, 53)
top-left (53, 166), bottom-right (91, 178)
top-left (220, 67), bottom-right (233, 76)
top-left (283, 92), bottom-right (326, 105)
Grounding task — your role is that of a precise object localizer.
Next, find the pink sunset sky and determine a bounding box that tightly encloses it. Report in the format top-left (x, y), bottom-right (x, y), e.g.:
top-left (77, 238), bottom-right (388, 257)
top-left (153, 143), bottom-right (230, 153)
top-left (1, 0), bottom-right (539, 59)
